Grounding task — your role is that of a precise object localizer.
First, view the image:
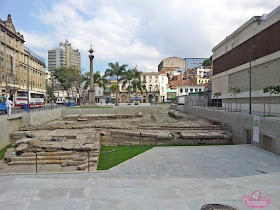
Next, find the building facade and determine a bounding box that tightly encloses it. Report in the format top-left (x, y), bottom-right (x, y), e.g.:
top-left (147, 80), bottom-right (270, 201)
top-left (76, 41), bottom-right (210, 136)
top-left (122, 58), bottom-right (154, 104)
top-left (48, 40), bottom-right (81, 75)
top-left (212, 6), bottom-right (280, 113)
top-left (158, 57), bottom-right (186, 72)
top-left (177, 85), bottom-right (206, 97)
top-left (0, 14), bottom-right (46, 100)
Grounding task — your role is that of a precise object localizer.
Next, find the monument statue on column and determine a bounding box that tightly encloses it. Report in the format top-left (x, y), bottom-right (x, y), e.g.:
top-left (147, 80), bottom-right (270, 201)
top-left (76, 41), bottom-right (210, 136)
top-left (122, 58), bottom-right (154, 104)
top-left (88, 45), bottom-right (95, 105)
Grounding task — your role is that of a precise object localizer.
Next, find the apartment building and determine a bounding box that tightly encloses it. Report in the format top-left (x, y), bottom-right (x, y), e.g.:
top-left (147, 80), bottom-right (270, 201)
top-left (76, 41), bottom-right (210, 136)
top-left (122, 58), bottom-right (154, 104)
top-left (0, 14), bottom-right (46, 99)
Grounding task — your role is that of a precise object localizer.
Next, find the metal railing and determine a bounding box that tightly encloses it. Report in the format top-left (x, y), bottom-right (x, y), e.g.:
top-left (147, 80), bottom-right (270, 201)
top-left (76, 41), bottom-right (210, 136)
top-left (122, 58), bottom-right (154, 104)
top-left (185, 101), bottom-right (280, 117)
top-left (31, 136), bottom-right (229, 173)
top-left (5, 103), bottom-right (65, 115)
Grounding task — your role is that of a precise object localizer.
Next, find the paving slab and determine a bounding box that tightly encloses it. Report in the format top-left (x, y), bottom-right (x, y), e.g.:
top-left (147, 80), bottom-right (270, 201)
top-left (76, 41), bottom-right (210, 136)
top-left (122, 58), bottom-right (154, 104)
top-left (0, 145), bottom-right (279, 210)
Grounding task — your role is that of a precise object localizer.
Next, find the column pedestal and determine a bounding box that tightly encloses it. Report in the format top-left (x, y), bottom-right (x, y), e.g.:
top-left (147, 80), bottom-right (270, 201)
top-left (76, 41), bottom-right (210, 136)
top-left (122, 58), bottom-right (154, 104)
top-left (88, 89), bottom-right (95, 105)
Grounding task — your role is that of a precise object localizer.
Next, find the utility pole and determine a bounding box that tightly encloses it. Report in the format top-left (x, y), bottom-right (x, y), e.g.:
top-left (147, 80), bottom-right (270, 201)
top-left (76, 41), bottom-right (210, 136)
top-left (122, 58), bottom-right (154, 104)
top-left (51, 78), bottom-right (53, 110)
top-left (27, 54), bottom-right (30, 113)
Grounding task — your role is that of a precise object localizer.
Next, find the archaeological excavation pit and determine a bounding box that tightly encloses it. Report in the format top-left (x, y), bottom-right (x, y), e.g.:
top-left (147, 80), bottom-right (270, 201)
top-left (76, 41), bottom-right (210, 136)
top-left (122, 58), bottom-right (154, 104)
top-left (0, 107), bottom-right (232, 174)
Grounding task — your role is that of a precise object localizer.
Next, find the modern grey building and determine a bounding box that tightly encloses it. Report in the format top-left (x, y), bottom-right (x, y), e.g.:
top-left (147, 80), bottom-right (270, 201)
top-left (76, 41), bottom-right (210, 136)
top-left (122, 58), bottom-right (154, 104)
top-left (185, 58), bottom-right (208, 70)
top-left (48, 40), bottom-right (81, 76)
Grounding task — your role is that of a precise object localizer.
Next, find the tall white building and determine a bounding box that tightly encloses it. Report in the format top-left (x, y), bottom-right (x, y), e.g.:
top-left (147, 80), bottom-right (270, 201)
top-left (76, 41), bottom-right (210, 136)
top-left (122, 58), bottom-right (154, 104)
top-left (48, 40), bottom-right (81, 75)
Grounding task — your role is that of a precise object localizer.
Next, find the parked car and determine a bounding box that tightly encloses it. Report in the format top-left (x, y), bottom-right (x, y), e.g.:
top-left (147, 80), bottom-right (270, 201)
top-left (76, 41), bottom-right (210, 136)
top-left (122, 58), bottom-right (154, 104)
top-left (56, 97), bottom-right (64, 105)
top-left (0, 96), bottom-right (7, 113)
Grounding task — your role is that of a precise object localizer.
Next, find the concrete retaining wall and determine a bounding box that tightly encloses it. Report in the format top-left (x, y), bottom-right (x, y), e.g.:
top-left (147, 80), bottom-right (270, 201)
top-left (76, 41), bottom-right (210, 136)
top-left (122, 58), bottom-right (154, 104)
top-left (114, 106), bottom-right (157, 114)
top-left (172, 105), bottom-right (280, 155)
top-left (0, 109), bottom-right (63, 149)
top-left (61, 108), bottom-right (115, 116)
top-left (61, 106), bottom-right (157, 116)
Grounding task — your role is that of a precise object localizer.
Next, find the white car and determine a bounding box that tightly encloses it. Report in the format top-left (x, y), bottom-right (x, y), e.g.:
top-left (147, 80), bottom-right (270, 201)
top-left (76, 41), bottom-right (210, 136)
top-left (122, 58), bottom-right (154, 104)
top-left (56, 97), bottom-right (64, 105)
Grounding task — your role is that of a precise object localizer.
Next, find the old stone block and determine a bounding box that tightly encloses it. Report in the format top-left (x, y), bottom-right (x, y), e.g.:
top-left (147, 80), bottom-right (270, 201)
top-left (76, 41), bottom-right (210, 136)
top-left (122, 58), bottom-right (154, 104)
top-left (156, 132), bottom-right (171, 140)
top-left (16, 143), bottom-right (29, 152)
top-left (77, 162), bottom-right (95, 170)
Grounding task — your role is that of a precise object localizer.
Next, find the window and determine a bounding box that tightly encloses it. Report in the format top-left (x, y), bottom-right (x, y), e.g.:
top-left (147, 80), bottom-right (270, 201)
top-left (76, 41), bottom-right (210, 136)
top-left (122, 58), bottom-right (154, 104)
top-left (0, 45), bottom-right (4, 54)
top-left (155, 85), bottom-right (159, 91)
top-left (190, 89), bottom-right (193, 93)
top-left (185, 88), bottom-right (188, 92)
top-left (149, 85), bottom-right (152, 91)
top-left (195, 88), bottom-right (198, 92)
top-left (0, 31), bottom-right (4, 41)
top-left (199, 89), bottom-right (202, 92)
top-left (180, 88), bottom-right (183, 93)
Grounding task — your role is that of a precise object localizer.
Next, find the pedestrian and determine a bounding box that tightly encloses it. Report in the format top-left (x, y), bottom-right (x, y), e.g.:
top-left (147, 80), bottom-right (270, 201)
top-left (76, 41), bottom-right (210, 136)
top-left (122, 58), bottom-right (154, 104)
top-left (6, 97), bottom-right (13, 116)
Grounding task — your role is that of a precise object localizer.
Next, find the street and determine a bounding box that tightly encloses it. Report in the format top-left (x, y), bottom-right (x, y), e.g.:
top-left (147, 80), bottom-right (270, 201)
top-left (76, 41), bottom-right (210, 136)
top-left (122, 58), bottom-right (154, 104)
top-left (0, 104), bottom-right (64, 116)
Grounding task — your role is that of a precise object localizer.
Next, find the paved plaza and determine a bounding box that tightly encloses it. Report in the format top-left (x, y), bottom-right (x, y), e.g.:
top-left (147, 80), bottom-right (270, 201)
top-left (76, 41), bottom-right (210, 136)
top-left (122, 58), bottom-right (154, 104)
top-left (0, 145), bottom-right (279, 209)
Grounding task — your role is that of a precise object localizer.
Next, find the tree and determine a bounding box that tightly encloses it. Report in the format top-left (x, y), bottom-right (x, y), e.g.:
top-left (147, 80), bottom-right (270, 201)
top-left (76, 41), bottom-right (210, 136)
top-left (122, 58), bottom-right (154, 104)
top-left (81, 71), bottom-right (107, 90)
top-left (109, 84), bottom-right (118, 102)
top-left (230, 86), bottom-right (241, 111)
top-left (132, 68), bottom-right (142, 105)
top-left (122, 69), bottom-right (134, 105)
top-left (104, 62), bottom-right (128, 106)
top-left (263, 85), bottom-right (280, 115)
top-left (202, 59), bottom-right (212, 66)
top-left (53, 67), bottom-right (81, 98)
top-left (213, 92), bottom-right (221, 108)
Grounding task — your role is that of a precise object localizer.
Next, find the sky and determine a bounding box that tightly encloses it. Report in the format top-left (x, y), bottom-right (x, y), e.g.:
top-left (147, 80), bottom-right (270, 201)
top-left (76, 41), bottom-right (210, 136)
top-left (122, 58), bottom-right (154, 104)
top-left (0, 0), bottom-right (279, 74)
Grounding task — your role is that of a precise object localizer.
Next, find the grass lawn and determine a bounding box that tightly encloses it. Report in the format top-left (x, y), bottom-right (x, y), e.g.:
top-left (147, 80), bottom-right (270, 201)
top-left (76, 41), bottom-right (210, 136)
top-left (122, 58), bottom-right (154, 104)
top-left (0, 145), bottom-right (12, 160)
top-left (97, 145), bottom-right (154, 170)
top-left (69, 106), bottom-right (113, 109)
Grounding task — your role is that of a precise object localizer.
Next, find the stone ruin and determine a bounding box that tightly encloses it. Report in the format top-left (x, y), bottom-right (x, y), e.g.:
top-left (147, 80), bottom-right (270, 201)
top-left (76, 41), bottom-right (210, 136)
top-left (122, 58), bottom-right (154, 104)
top-left (5, 129), bottom-right (100, 171)
top-left (2, 109), bottom-right (232, 173)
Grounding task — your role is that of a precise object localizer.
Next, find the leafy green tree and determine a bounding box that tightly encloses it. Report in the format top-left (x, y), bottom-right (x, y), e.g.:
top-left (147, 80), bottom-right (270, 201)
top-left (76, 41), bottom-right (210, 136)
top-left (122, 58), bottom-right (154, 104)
top-left (53, 67), bottom-right (81, 98)
top-left (230, 86), bottom-right (241, 111)
top-left (104, 62), bottom-right (128, 106)
top-left (109, 84), bottom-right (118, 102)
top-left (132, 68), bottom-right (143, 104)
top-left (81, 71), bottom-right (108, 90)
top-left (202, 59), bottom-right (212, 66)
top-left (122, 69), bottom-right (134, 105)
top-left (263, 85), bottom-right (280, 115)
top-left (213, 92), bottom-right (221, 108)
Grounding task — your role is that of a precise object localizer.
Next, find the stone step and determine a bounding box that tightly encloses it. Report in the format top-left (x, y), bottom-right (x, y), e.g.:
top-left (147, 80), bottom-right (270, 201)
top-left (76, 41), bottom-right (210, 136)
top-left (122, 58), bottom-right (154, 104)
top-left (11, 155), bottom-right (79, 162)
top-left (8, 160), bottom-right (65, 165)
top-left (20, 151), bottom-right (75, 157)
top-left (77, 162), bottom-right (96, 170)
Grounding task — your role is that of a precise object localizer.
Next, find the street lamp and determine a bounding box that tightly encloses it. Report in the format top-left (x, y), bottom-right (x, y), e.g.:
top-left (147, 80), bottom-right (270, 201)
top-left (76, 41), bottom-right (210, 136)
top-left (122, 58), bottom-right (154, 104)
top-left (249, 45), bottom-right (256, 115)
top-left (27, 54), bottom-right (30, 113)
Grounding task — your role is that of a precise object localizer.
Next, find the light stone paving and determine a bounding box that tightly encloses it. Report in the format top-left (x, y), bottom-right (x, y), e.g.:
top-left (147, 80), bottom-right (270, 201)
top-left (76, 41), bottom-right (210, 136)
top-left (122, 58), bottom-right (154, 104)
top-left (0, 145), bottom-right (279, 210)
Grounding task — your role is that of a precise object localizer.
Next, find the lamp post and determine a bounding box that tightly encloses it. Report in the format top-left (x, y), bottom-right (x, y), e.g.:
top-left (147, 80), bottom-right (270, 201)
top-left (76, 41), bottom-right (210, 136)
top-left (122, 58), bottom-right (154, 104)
top-left (249, 45), bottom-right (256, 115)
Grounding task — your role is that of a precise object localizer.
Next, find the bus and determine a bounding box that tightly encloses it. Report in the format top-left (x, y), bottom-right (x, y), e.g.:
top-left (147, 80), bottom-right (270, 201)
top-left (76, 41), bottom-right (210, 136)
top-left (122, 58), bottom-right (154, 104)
top-left (15, 91), bottom-right (45, 108)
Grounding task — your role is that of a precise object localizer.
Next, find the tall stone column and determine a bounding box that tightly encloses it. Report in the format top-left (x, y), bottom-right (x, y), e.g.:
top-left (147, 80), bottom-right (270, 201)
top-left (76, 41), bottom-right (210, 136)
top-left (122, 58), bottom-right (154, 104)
top-left (88, 46), bottom-right (95, 105)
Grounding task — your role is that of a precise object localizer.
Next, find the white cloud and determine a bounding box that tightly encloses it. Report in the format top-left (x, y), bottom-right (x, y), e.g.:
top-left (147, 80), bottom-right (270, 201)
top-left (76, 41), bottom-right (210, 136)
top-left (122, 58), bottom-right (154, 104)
top-left (23, 0), bottom-right (279, 72)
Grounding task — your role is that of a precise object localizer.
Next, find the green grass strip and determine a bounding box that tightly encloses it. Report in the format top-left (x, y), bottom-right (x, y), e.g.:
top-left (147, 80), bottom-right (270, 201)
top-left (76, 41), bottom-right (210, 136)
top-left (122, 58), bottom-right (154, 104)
top-left (97, 145), bottom-right (153, 170)
top-left (0, 145), bottom-right (12, 160)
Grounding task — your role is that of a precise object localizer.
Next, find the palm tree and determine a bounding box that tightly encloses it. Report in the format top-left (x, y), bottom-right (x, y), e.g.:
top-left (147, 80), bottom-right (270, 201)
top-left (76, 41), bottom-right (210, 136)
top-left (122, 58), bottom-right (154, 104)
top-left (122, 69), bottom-right (134, 105)
top-left (132, 67), bottom-right (142, 104)
top-left (109, 84), bottom-right (117, 103)
top-left (81, 71), bottom-right (107, 104)
top-left (104, 62), bottom-right (128, 106)
top-left (81, 71), bottom-right (107, 90)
